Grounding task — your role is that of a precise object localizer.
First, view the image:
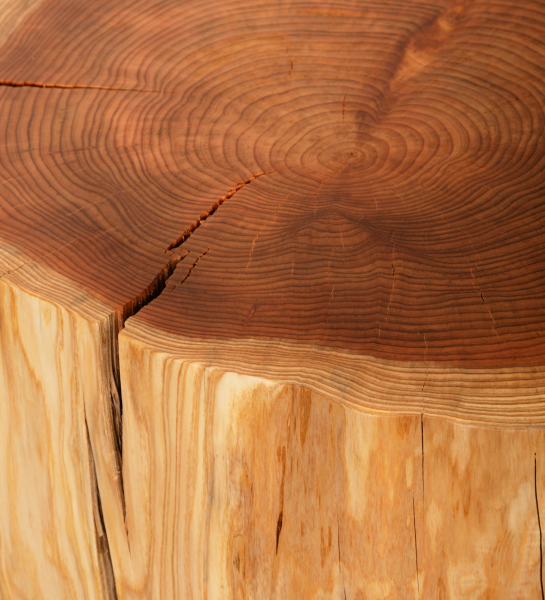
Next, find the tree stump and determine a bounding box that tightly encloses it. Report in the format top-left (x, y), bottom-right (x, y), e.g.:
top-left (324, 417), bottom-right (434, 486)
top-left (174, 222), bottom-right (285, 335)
top-left (1, 0), bottom-right (545, 598)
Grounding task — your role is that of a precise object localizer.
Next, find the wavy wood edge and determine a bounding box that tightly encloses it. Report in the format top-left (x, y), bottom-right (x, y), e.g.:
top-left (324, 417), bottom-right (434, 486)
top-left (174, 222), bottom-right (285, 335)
top-left (123, 317), bottom-right (545, 428)
top-left (114, 330), bottom-right (545, 598)
top-left (2, 252), bottom-right (545, 598)
top-left (4, 249), bottom-right (544, 430)
top-left (5, 236), bottom-right (544, 431)
top-left (1, 0), bottom-right (545, 596)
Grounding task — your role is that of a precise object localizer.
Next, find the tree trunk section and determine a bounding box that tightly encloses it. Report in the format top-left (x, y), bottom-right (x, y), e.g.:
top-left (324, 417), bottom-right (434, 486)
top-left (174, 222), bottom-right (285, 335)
top-left (1, 0), bottom-right (545, 598)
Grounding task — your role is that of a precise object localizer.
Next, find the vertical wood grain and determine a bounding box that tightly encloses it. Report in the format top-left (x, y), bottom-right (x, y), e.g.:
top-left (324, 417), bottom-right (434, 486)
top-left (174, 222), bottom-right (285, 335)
top-left (0, 279), bottom-right (115, 600)
top-left (116, 333), bottom-right (545, 599)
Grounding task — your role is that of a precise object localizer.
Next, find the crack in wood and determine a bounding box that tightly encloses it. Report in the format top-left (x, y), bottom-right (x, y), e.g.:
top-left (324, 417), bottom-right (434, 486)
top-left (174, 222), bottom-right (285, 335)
top-left (421, 333), bottom-right (429, 393)
top-left (94, 172), bottom-right (279, 563)
top-left (413, 495), bottom-right (420, 597)
top-left (536, 454), bottom-right (544, 600)
top-left (105, 314), bottom-right (127, 531)
top-left (119, 253), bottom-right (186, 325)
top-left (95, 252), bottom-right (187, 549)
top-left (337, 515), bottom-right (347, 600)
top-left (311, 166), bottom-right (345, 218)
top-left (165, 170), bottom-right (279, 253)
top-left (276, 445), bottom-right (286, 555)
top-left (385, 242), bottom-right (396, 318)
top-left (470, 268), bottom-right (500, 339)
top-left (421, 415), bottom-right (425, 500)
top-left (174, 247), bottom-right (212, 289)
top-left (0, 79), bottom-right (172, 93)
top-left (85, 414), bottom-right (118, 600)
top-left (275, 511), bottom-right (283, 555)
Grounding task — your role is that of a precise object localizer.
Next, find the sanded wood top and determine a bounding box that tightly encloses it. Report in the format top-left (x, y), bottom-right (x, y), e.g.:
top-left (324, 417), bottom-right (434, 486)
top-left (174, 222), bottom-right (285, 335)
top-left (0, 0), bottom-right (544, 419)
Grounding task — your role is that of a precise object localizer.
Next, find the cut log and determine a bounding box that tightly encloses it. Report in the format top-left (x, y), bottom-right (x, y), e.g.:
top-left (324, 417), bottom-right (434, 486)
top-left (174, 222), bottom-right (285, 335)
top-left (0, 0), bottom-right (544, 598)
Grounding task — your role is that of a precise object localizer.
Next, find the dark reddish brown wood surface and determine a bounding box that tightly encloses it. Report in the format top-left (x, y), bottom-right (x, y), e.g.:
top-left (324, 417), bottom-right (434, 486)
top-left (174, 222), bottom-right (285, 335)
top-left (1, 0), bottom-right (544, 370)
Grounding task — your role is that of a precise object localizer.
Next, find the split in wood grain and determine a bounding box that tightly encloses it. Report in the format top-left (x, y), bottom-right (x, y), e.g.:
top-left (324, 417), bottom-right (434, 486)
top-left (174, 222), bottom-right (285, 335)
top-left (536, 454), bottom-right (544, 600)
top-left (0, 0), bottom-right (544, 370)
top-left (1, 0), bottom-right (545, 597)
top-left (165, 170), bottom-right (280, 252)
top-left (0, 79), bottom-right (174, 93)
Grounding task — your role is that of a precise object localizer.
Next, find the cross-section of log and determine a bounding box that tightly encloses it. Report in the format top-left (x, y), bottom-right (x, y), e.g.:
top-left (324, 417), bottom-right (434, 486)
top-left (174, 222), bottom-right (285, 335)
top-left (1, 0), bottom-right (545, 598)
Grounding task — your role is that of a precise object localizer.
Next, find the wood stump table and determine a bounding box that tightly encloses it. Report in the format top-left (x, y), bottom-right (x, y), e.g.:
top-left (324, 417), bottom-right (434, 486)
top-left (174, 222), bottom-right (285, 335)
top-left (1, 0), bottom-right (545, 598)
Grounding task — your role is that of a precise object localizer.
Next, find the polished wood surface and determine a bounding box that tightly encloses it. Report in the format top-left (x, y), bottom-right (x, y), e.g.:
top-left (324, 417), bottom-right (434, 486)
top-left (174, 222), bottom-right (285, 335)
top-left (1, 0), bottom-right (544, 597)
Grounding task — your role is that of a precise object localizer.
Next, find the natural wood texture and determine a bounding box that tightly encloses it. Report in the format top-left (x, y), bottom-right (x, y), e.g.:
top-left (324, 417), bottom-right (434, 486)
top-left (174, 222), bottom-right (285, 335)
top-left (0, 267), bottom-right (116, 599)
top-left (0, 0), bottom-right (545, 597)
top-left (105, 334), bottom-right (545, 598)
top-left (124, 320), bottom-right (545, 426)
top-left (0, 0), bottom-right (544, 373)
top-left (3, 291), bottom-right (545, 598)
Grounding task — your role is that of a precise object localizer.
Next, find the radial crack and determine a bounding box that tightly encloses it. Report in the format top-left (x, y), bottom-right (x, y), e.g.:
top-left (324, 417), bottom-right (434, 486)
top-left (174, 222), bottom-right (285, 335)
top-left (386, 246), bottom-right (396, 318)
top-left (165, 170), bottom-right (279, 253)
top-left (174, 247), bottom-right (212, 289)
top-left (311, 166), bottom-right (345, 217)
top-left (120, 253), bottom-right (186, 325)
top-left (470, 268), bottom-right (500, 338)
top-left (0, 79), bottom-right (172, 93)
top-left (96, 251), bottom-right (186, 533)
top-left (421, 333), bottom-right (429, 393)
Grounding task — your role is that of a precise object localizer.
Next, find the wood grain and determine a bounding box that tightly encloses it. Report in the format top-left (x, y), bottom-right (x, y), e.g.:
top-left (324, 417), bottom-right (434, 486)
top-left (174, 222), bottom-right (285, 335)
top-left (0, 0), bottom-right (543, 373)
top-left (0, 272), bottom-right (115, 599)
top-left (0, 0), bottom-right (544, 597)
top-left (124, 320), bottom-right (545, 426)
top-left (102, 333), bottom-right (545, 599)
